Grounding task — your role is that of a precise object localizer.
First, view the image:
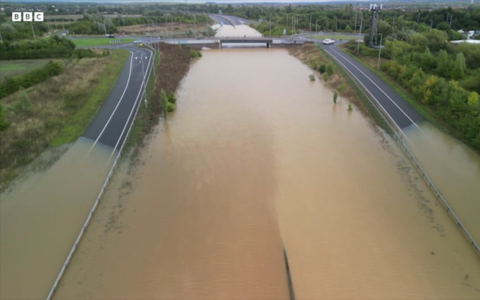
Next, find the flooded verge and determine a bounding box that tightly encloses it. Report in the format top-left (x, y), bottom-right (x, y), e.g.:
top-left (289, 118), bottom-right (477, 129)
top-left (0, 137), bottom-right (114, 299)
top-left (403, 121), bottom-right (480, 242)
top-left (54, 49), bottom-right (480, 299)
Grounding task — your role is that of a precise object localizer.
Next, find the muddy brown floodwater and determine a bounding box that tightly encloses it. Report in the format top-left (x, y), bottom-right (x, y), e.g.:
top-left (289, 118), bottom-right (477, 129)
top-left (54, 49), bottom-right (480, 299)
top-left (0, 138), bottom-right (113, 299)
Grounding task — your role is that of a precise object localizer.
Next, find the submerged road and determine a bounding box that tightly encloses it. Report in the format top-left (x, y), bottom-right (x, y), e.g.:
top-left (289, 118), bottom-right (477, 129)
top-left (321, 44), bottom-right (423, 129)
top-left (82, 46), bottom-right (153, 149)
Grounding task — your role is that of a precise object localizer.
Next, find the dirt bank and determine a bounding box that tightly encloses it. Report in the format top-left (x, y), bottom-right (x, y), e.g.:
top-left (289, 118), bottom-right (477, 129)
top-left (130, 42), bottom-right (196, 158)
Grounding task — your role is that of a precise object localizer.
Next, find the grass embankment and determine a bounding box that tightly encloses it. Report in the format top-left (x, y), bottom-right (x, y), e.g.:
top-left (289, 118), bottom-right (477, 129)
top-left (308, 35), bottom-right (357, 41)
top-left (125, 42), bottom-right (196, 159)
top-left (0, 60), bottom-right (52, 81)
top-left (72, 38), bottom-right (135, 47)
top-left (338, 44), bottom-right (447, 131)
top-left (289, 44), bottom-right (391, 133)
top-left (0, 50), bottom-right (129, 189)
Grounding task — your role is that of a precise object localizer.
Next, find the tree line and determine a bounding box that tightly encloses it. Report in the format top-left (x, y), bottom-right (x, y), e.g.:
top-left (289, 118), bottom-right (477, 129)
top-left (344, 28), bottom-right (480, 150)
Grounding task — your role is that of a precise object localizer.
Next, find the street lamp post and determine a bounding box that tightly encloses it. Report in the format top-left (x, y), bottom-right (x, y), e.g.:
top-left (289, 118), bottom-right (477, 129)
top-left (377, 33), bottom-right (383, 71)
top-left (316, 20), bottom-right (318, 33)
top-left (430, 19), bottom-right (433, 29)
top-left (357, 18), bottom-right (362, 55)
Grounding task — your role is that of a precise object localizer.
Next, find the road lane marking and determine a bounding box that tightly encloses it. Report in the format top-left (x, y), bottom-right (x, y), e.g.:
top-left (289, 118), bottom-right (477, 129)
top-left (331, 48), bottom-right (422, 131)
top-left (88, 51), bottom-right (135, 153)
top-left (107, 48), bottom-right (154, 163)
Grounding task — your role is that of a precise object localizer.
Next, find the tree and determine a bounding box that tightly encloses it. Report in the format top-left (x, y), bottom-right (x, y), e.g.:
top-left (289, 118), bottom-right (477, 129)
top-left (345, 25), bottom-right (352, 32)
top-left (452, 53), bottom-right (466, 80)
top-left (420, 47), bottom-right (436, 72)
top-left (332, 16), bottom-right (338, 32)
top-left (435, 50), bottom-right (453, 78)
top-left (0, 102), bottom-right (9, 131)
top-left (160, 89), bottom-right (168, 120)
top-left (468, 92), bottom-right (479, 106)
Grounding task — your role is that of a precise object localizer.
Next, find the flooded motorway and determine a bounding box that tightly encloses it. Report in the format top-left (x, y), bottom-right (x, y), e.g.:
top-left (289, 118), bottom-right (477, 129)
top-left (0, 138), bottom-right (113, 299)
top-left (50, 49), bottom-right (480, 299)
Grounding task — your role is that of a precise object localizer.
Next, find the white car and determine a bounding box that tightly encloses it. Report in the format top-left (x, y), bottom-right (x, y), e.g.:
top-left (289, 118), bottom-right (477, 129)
top-left (323, 39), bottom-right (335, 45)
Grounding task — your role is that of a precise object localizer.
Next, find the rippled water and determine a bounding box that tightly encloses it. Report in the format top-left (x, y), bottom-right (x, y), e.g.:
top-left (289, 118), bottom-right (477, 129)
top-left (52, 49), bottom-right (480, 299)
top-left (0, 138), bottom-right (113, 299)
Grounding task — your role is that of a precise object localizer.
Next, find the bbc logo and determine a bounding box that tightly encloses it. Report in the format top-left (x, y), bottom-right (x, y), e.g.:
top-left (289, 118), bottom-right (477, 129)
top-left (12, 12), bottom-right (44, 22)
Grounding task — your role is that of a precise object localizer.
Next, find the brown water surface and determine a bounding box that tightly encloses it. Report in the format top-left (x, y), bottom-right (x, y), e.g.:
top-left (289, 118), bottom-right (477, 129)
top-left (403, 121), bottom-right (480, 242)
top-left (0, 138), bottom-right (113, 299)
top-left (54, 49), bottom-right (480, 299)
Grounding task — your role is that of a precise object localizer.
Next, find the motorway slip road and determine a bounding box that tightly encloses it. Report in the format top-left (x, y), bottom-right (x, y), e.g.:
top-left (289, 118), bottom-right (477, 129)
top-left (322, 44), bottom-right (423, 129)
top-left (82, 47), bottom-right (153, 149)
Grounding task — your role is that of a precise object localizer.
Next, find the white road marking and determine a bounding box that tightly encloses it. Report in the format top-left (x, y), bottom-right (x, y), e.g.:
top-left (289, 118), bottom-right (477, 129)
top-left (331, 48), bottom-right (422, 131)
top-left (88, 52), bottom-right (134, 152)
top-left (107, 48), bottom-right (154, 162)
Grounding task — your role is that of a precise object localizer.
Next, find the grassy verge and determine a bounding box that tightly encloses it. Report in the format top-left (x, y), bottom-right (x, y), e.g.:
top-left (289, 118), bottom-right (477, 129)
top-left (0, 50), bottom-right (129, 189)
top-left (289, 44), bottom-right (391, 134)
top-left (72, 38), bottom-right (135, 47)
top-left (338, 44), bottom-right (448, 132)
top-left (50, 50), bottom-right (129, 146)
top-left (0, 59), bottom-right (52, 81)
top-left (308, 35), bottom-right (357, 40)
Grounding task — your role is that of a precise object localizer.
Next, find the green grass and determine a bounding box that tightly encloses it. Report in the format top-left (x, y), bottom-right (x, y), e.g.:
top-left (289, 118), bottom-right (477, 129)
top-left (50, 50), bottom-right (130, 146)
top-left (337, 45), bottom-right (447, 132)
top-left (0, 60), bottom-right (51, 81)
top-left (72, 38), bottom-right (135, 47)
top-left (309, 35), bottom-right (358, 41)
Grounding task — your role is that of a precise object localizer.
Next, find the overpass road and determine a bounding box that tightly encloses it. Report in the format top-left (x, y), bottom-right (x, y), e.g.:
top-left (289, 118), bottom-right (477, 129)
top-left (82, 46), bottom-right (153, 149)
top-left (321, 43), bottom-right (423, 129)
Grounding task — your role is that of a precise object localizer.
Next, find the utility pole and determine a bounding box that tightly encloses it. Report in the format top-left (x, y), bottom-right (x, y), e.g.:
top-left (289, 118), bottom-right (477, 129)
top-left (450, 15), bottom-right (453, 27)
top-left (357, 17), bottom-right (362, 54)
top-left (377, 33), bottom-right (383, 70)
top-left (31, 22), bottom-right (36, 40)
top-left (194, 14), bottom-right (196, 36)
top-left (269, 14), bottom-right (271, 37)
top-left (354, 11), bottom-right (357, 34)
top-left (316, 20), bottom-right (318, 33)
top-left (417, 10), bottom-right (420, 23)
top-left (430, 19), bottom-right (433, 29)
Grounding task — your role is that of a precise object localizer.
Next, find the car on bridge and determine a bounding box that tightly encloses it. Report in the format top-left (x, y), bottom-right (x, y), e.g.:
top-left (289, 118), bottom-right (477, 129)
top-left (323, 39), bottom-right (335, 45)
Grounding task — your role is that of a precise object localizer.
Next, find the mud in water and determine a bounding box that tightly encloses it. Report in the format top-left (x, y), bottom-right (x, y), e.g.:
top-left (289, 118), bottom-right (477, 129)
top-left (54, 49), bottom-right (480, 299)
top-left (0, 138), bottom-right (113, 299)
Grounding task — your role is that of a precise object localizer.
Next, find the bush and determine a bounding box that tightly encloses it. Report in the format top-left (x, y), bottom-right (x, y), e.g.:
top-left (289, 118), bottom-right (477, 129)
top-left (167, 92), bottom-right (176, 104)
top-left (333, 91), bottom-right (338, 103)
top-left (309, 74), bottom-right (315, 81)
top-left (0, 103), bottom-right (9, 131)
top-left (0, 61), bottom-right (63, 99)
top-left (326, 64), bottom-right (334, 76)
top-left (167, 102), bottom-right (176, 112)
top-left (348, 103), bottom-right (353, 111)
top-left (319, 64), bottom-right (326, 74)
top-left (189, 49), bottom-right (202, 59)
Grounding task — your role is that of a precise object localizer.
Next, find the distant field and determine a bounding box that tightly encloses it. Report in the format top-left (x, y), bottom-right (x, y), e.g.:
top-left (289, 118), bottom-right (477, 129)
top-left (309, 35), bottom-right (358, 41)
top-left (72, 38), bottom-right (135, 47)
top-left (0, 60), bottom-right (50, 81)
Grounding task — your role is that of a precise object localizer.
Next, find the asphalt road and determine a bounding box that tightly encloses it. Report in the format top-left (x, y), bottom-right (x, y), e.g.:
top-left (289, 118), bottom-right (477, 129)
top-left (82, 46), bottom-right (153, 149)
top-left (321, 43), bottom-right (423, 129)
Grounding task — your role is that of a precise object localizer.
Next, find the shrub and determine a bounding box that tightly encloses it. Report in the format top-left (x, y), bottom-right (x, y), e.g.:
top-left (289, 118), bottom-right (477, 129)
top-left (348, 103), bottom-right (353, 111)
top-left (167, 92), bottom-right (177, 104)
top-left (189, 49), bottom-right (202, 59)
top-left (326, 64), bottom-right (334, 76)
top-left (167, 102), bottom-right (176, 112)
top-left (309, 74), bottom-right (315, 81)
top-left (337, 83), bottom-right (346, 93)
top-left (0, 103), bottom-right (9, 131)
top-left (323, 73), bottom-right (329, 81)
top-left (333, 91), bottom-right (338, 103)
top-left (319, 64), bottom-right (326, 74)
